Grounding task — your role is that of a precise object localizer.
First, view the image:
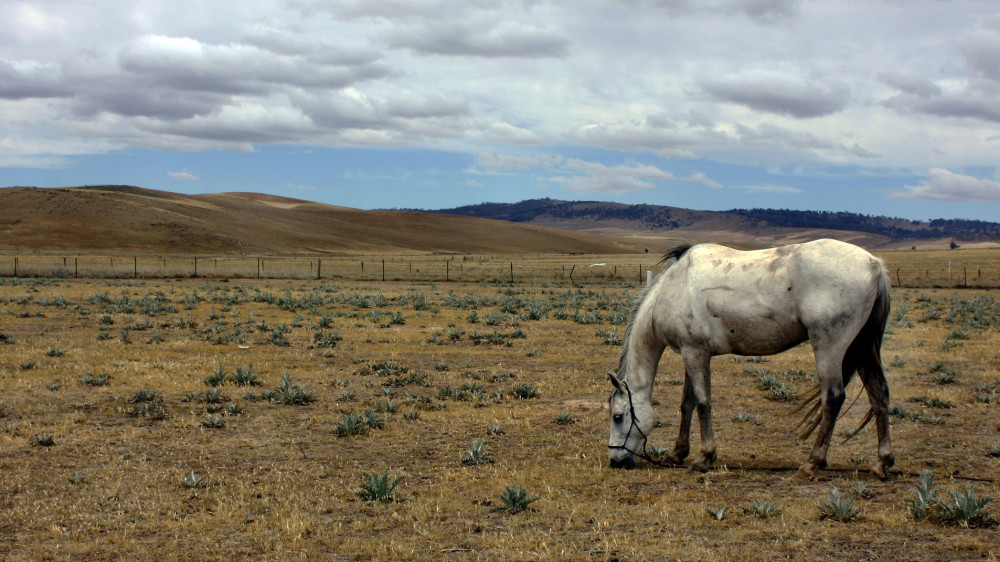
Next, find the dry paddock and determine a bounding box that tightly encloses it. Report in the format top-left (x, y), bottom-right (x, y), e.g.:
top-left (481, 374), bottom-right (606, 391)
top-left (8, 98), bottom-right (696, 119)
top-left (0, 274), bottom-right (997, 560)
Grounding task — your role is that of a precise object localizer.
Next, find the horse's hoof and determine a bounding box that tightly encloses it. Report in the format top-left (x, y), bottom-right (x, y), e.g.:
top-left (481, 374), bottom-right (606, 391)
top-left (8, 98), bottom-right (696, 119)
top-left (688, 455), bottom-right (714, 473)
top-left (870, 464), bottom-right (890, 481)
top-left (795, 464), bottom-right (816, 480)
top-left (664, 451), bottom-right (687, 466)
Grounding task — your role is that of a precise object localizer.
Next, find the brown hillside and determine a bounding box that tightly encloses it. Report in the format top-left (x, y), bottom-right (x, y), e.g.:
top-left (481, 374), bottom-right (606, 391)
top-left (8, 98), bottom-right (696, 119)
top-left (0, 186), bottom-right (643, 255)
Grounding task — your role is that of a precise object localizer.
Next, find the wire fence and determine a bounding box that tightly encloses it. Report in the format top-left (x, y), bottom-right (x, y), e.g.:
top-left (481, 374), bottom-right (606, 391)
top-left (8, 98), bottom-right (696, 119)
top-left (0, 254), bottom-right (659, 286)
top-left (2, 251), bottom-right (999, 288)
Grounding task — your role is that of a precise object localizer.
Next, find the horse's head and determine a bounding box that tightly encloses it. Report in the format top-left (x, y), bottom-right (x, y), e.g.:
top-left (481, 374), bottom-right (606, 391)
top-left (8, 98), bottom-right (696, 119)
top-left (607, 371), bottom-right (654, 469)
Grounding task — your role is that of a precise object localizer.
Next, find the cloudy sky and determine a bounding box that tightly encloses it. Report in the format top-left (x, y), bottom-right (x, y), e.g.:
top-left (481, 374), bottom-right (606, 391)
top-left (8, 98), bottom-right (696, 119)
top-left (2, 0), bottom-right (1000, 220)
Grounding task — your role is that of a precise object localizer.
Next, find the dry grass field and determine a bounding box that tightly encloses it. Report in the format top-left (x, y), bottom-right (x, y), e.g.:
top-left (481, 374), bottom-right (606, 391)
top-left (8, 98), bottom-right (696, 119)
top-left (1, 266), bottom-right (999, 559)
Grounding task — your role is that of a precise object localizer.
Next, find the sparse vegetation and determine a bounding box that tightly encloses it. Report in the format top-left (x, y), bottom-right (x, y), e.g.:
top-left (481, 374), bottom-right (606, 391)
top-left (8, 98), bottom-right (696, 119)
top-left (496, 483), bottom-right (540, 514)
top-left (0, 273), bottom-right (998, 559)
top-left (818, 488), bottom-right (862, 522)
top-left (356, 470), bottom-right (403, 503)
top-left (461, 439), bottom-right (492, 465)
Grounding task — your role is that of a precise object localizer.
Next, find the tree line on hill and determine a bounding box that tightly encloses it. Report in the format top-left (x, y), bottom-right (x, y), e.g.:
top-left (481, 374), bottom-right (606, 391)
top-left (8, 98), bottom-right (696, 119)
top-left (431, 199), bottom-right (1000, 242)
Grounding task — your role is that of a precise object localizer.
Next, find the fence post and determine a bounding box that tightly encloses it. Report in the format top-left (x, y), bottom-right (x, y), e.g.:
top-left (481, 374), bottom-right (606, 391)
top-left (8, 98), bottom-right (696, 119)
top-left (382, 259), bottom-right (385, 282)
top-left (446, 260), bottom-right (449, 282)
top-left (14, 256), bottom-right (17, 277)
top-left (510, 262), bottom-right (514, 284)
top-left (317, 259), bottom-right (322, 280)
top-left (257, 258), bottom-right (261, 279)
top-left (194, 257), bottom-right (198, 278)
top-left (74, 257), bottom-right (78, 278)
top-left (134, 257), bottom-right (137, 279)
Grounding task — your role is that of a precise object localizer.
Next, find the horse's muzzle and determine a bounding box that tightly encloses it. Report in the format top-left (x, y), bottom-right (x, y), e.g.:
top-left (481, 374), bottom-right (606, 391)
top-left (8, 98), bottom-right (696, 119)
top-left (609, 456), bottom-right (636, 469)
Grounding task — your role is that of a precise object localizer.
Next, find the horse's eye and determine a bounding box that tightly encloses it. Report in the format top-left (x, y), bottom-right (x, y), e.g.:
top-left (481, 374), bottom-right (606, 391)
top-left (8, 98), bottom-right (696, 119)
top-left (613, 413), bottom-right (624, 424)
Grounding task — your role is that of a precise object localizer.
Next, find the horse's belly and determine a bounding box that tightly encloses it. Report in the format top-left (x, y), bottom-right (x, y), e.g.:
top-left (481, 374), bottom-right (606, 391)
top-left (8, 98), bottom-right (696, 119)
top-left (720, 314), bottom-right (807, 355)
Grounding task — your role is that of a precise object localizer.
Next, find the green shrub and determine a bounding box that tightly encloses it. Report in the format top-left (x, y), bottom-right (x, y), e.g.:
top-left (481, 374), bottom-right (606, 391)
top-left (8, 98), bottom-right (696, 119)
top-left (512, 383), bottom-right (538, 400)
top-left (30, 434), bottom-right (55, 447)
top-left (334, 412), bottom-right (369, 437)
top-left (818, 488), bottom-right (861, 522)
top-left (462, 439), bottom-right (492, 465)
top-left (202, 414), bottom-right (226, 428)
top-left (356, 469), bottom-right (403, 503)
top-left (936, 487), bottom-right (996, 528)
top-left (204, 366), bottom-right (228, 387)
top-left (706, 506), bottom-right (729, 521)
top-left (179, 470), bottom-right (205, 489)
top-left (271, 373), bottom-right (314, 405)
top-left (743, 500), bottom-right (783, 518)
top-left (496, 483), bottom-right (540, 514)
top-left (555, 412), bottom-right (576, 425)
top-left (230, 364), bottom-right (261, 386)
top-left (81, 372), bottom-right (111, 386)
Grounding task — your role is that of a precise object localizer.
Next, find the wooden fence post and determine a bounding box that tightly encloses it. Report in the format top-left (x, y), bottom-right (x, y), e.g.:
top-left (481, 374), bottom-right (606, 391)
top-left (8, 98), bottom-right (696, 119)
top-left (382, 259), bottom-right (385, 282)
top-left (317, 259), bottom-right (322, 280)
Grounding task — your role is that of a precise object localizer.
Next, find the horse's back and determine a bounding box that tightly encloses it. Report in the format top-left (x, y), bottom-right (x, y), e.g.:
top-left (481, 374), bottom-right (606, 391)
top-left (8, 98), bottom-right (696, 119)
top-left (657, 239), bottom-right (883, 355)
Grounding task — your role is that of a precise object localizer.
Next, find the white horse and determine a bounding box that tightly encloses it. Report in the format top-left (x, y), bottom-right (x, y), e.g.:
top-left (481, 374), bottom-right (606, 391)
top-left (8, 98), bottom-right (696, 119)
top-left (607, 239), bottom-right (893, 479)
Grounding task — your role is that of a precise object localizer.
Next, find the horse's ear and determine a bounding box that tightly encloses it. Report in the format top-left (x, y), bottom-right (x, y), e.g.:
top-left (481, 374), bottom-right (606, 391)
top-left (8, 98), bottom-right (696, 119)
top-left (608, 371), bottom-right (626, 392)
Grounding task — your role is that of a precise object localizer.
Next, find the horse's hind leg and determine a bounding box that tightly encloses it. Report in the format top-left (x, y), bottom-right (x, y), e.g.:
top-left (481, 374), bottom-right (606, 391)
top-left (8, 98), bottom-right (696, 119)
top-left (665, 371), bottom-right (695, 465)
top-left (861, 355), bottom-right (894, 479)
top-left (797, 349), bottom-right (846, 479)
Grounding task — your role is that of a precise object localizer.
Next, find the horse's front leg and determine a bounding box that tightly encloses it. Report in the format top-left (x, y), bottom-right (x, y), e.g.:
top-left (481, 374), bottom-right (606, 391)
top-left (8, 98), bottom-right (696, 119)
top-left (684, 351), bottom-right (716, 472)
top-left (665, 371), bottom-right (695, 465)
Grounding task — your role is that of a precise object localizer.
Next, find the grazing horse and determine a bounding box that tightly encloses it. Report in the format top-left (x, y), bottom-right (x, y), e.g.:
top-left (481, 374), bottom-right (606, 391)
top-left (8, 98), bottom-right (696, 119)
top-left (607, 239), bottom-right (893, 479)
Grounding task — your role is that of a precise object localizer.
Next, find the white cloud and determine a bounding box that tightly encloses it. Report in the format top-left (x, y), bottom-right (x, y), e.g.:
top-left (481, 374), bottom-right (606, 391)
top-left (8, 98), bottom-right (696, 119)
top-left (475, 152), bottom-right (723, 195)
top-left (687, 172), bottom-right (723, 189)
top-left (734, 183), bottom-right (802, 194)
top-left (1, 0), bottom-right (999, 197)
top-left (167, 170), bottom-right (198, 180)
top-left (890, 168), bottom-right (1000, 203)
top-left (700, 71), bottom-right (851, 118)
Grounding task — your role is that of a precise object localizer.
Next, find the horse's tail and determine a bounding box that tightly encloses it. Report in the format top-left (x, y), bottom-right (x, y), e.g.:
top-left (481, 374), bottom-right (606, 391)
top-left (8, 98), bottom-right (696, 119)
top-left (797, 259), bottom-right (891, 440)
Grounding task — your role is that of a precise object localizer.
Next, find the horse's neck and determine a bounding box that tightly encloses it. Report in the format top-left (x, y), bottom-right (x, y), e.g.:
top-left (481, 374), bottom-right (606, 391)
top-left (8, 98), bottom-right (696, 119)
top-left (620, 292), bottom-right (665, 395)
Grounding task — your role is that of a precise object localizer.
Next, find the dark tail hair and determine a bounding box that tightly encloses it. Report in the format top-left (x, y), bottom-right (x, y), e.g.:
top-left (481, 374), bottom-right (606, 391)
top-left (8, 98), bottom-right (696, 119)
top-left (797, 261), bottom-right (891, 440)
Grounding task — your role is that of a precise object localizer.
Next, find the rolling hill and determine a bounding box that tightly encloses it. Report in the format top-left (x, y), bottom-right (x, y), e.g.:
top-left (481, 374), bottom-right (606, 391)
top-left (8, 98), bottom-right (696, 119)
top-left (5, 186), bottom-right (996, 256)
top-left (0, 186), bottom-right (643, 255)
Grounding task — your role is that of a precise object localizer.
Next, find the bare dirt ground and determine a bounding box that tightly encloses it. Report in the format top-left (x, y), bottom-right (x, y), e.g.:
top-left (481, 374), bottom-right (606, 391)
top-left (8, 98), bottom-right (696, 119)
top-left (0, 275), bottom-right (997, 560)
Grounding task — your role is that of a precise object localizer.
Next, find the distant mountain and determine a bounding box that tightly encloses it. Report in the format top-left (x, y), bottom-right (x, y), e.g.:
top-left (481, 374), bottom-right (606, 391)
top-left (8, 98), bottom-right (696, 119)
top-left (727, 208), bottom-right (1000, 242)
top-left (431, 199), bottom-right (1000, 248)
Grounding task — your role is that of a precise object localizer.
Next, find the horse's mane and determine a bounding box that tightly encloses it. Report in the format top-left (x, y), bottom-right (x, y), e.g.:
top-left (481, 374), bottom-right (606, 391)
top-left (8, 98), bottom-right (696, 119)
top-left (615, 244), bottom-right (694, 381)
